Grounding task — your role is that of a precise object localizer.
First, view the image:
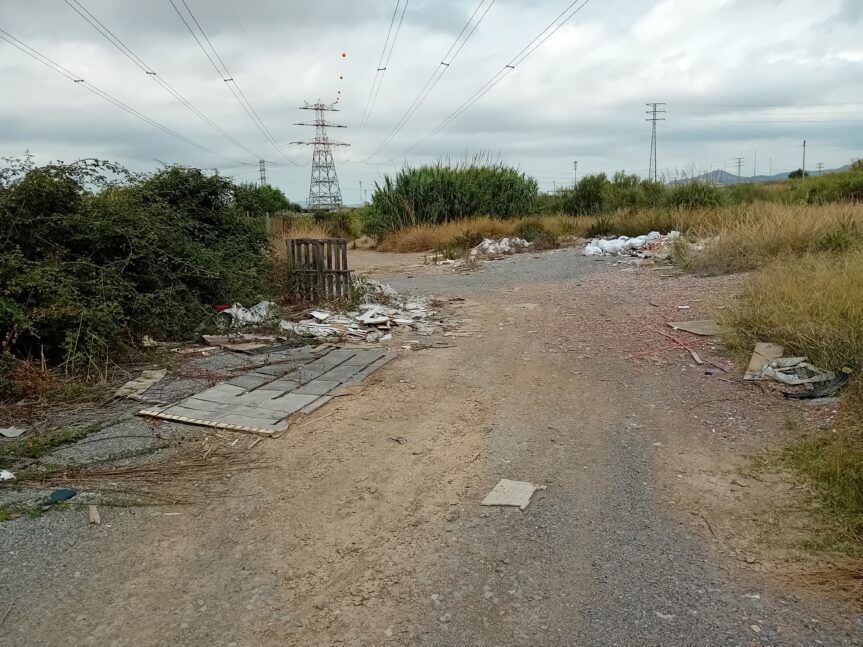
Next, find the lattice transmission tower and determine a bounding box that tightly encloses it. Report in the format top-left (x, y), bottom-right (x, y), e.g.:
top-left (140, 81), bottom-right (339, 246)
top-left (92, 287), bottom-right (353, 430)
top-left (291, 100), bottom-right (349, 210)
top-left (645, 102), bottom-right (666, 182)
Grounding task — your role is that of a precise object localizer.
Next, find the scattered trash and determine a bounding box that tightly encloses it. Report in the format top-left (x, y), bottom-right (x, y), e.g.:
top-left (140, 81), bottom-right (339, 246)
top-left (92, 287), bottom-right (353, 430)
top-left (480, 479), bottom-right (545, 510)
top-left (704, 367), bottom-right (723, 376)
top-left (654, 611), bottom-right (675, 621)
top-left (676, 305), bottom-right (690, 310)
top-left (583, 231), bottom-right (679, 257)
top-left (668, 320), bottom-right (721, 336)
top-left (389, 436), bottom-right (409, 445)
top-left (278, 282), bottom-right (447, 343)
top-left (782, 369), bottom-right (851, 399)
top-left (114, 368), bottom-right (167, 401)
top-left (88, 504), bottom-right (101, 525)
top-left (744, 342), bottom-right (785, 380)
top-left (43, 488), bottom-right (77, 510)
top-left (471, 237), bottom-right (532, 259)
top-left (220, 300), bottom-right (273, 327)
top-left (756, 357), bottom-right (835, 386)
top-left (0, 426), bottom-right (27, 438)
top-left (0, 469), bottom-right (15, 481)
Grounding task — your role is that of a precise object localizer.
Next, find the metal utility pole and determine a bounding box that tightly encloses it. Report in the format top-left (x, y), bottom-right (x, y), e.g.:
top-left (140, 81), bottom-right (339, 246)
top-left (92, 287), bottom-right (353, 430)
top-left (816, 162), bottom-right (825, 175)
top-left (573, 160), bottom-right (578, 187)
top-left (645, 102), bottom-right (666, 182)
top-left (359, 180), bottom-right (364, 205)
top-left (769, 157), bottom-right (773, 176)
top-left (753, 151), bottom-right (757, 178)
top-left (802, 139), bottom-right (807, 188)
top-left (291, 100), bottom-right (349, 210)
top-left (259, 159), bottom-right (267, 186)
top-left (734, 157), bottom-right (744, 180)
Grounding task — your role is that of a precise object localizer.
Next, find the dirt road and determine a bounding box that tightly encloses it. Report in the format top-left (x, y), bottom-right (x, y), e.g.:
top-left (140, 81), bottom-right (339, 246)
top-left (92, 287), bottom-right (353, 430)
top-left (2, 249), bottom-right (860, 646)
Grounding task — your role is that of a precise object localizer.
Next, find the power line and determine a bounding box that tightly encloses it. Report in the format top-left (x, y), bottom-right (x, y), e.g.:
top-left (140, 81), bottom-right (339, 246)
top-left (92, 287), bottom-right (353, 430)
top-left (64, 0), bottom-right (263, 164)
top-left (367, 0), bottom-right (496, 158)
top-left (168, 0), bottom-right (293, 163)
top-left (397, 0), bottom-right (594, 158)
top-left (355, 0), bottom-right (410, 143)
top-left (0, 28), bottom-right (247, 164)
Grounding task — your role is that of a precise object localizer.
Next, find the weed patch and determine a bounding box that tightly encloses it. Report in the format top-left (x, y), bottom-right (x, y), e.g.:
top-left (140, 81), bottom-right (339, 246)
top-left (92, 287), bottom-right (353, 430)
top-left (0, 424), bottom-right (100, 463)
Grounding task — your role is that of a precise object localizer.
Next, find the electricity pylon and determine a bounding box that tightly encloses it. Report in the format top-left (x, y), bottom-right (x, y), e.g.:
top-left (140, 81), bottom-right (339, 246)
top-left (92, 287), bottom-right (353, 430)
top-left (291, 100), bottom-right (349, 210)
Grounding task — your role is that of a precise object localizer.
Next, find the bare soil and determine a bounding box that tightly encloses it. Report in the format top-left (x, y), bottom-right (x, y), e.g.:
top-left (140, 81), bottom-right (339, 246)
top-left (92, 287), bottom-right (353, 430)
top-left (1, 249), bottom-right (860, 646)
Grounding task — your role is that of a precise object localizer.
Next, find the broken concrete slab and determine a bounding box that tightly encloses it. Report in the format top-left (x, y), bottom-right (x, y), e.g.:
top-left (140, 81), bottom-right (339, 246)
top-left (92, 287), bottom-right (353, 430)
top-left (480, 479), bottom-right (545, 511)
top-left (0, 426), bottom-right (27, 439)
top-left (668, 320), bottom-right (722, 336)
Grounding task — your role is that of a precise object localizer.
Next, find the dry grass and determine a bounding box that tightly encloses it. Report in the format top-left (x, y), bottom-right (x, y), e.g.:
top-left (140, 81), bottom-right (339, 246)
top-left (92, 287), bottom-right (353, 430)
top-left (674, 202), bottom-right (863, 275)
top-left (270, 221), bottom-right (331, 259)
top-left (719, 250), bottom-right (863, 373)
top-left (378, 215), bottom-right (590, 252)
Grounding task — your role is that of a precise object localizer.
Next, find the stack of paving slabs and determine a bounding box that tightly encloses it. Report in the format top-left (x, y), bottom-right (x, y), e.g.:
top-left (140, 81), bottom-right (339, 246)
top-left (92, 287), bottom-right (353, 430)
top-left (138, 346), bottom-right (393, 436)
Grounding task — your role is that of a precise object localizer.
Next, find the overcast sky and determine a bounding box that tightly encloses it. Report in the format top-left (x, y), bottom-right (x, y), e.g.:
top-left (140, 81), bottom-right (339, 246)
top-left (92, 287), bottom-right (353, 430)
top-left (2, 0), bottom-right (862, 203)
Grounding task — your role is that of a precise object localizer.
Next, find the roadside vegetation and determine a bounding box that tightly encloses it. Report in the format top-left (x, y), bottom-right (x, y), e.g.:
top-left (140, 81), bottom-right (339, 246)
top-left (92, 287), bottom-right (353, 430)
top-left (0, 156), bottom-right (281, 400)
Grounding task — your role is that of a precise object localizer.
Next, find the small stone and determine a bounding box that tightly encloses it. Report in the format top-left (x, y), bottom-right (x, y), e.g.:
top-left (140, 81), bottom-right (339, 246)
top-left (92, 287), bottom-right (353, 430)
top-left (750, 624), bottom-right (761, 633)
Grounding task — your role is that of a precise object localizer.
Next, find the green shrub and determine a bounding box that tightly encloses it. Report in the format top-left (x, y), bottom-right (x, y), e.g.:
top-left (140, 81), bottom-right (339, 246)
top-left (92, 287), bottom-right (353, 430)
top-left (666, 182), bottom-right (729, 209)
top-left (362, 160), bottom-right (538, 236)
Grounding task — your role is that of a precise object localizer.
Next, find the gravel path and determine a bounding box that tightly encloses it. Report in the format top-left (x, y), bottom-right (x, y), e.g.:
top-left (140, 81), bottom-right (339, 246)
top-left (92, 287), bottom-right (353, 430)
top-left (1, 248), bottom-right (859, 646)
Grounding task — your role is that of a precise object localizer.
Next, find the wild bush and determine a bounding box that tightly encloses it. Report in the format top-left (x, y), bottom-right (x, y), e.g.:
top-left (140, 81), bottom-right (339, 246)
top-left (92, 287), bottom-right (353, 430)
top-left (0, 157), bottom-right (272, 396)
top-left (666, 182), bottom-right (729, 209)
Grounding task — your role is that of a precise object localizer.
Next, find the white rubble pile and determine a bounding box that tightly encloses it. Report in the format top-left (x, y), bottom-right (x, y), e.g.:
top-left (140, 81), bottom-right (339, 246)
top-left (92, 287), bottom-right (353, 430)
top-left (471, 237), bottom-right (532, 259)
top-left (582, 230), bottom-right (680, 257)
top-left (221, 300), bottom-right (274, 326)
top-left (279, 281), bottom-right (441, 342)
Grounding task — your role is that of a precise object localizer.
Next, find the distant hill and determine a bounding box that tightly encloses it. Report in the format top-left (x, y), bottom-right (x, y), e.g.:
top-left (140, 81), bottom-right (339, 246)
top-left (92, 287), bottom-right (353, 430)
top-left (672, 164), bottom-right (851, 185)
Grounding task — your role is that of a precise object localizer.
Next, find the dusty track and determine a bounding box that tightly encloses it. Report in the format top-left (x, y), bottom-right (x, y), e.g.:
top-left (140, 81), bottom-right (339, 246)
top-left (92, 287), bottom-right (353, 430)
top-left (2, 249), bottom-right (859, 646)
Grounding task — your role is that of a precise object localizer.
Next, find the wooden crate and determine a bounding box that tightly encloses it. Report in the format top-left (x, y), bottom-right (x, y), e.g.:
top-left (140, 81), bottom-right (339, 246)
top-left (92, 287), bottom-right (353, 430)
top-left (287, 238), bottom-right (352, 301)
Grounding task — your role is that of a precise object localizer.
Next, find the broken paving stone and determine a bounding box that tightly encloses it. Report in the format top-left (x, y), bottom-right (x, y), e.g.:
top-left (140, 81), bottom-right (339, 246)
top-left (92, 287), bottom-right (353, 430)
top-left (744, 342), bottom-right (784, 380)
top-left (114, 369), bottom-right (167, 401)
top-left (0, 426), bottom-right (27, 438)
top-left (480, 479), bottom-right (545, 511)
top-left (668, 320), bottom-right (721, 336)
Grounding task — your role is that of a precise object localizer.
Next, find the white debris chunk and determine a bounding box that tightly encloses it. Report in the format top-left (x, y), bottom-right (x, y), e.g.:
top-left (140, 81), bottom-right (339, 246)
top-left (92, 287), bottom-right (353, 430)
top-left (480, 479), bottom-right (545, 510)
top-left (0, 469), bottom-right (15, 481)
top-left (221, 300), bottom-right (273, 326)
top-left (471, 237), bottom-right (532, 259)
top-left (582, 231), bottom-right (680, 258)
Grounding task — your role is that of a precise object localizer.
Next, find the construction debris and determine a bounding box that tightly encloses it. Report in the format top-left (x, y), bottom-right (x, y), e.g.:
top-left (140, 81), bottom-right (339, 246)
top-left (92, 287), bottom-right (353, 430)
top-left (583, 231), bottom-right (680, 257)
top-left (0, 470), bottom-right (15, 481)
top-left (743, 343), bottom-right (785, 380)
top-left (88, 504), bottom-right (101, 525)
top-left (0, 426), bottom-right (27, 439)
top-left (114, 369), bottom-right (167, 401)
top-left (220, 300), bottom-right (274, 327)
top-left (668, 320), bottom-right (722, 336)
top-left (480, 479), bottom-right (545, 510)
top-left (754, 357), bottom-right (836, 386)
top-left (279, 282), bottom-right (447, 343)
top-left (471, 237), bottom-right (532, 259)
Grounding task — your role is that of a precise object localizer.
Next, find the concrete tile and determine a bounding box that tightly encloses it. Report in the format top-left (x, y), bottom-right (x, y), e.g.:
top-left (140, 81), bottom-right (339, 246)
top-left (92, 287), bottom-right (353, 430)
top-left (293, 380), bottom-right (340, 396)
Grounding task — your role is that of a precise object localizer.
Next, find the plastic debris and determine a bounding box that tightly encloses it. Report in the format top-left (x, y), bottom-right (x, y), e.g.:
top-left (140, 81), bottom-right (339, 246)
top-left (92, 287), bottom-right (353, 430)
top-left (43, 488), bottom-right (77, 509)
top-left (583, 231), bottom-right (680, 257)
top-left (756, 357), bottom-right (835, 386)
top-left (0, 426), bottom-right (27, 439)
top-left (0, 470), bottom-right (15, 481)
top-left (471, 237), bottom-right (532, 259)
top-left (220, 300), bottom-right (273, 327)
top-left (480, 479), bottom-right (545, 510)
